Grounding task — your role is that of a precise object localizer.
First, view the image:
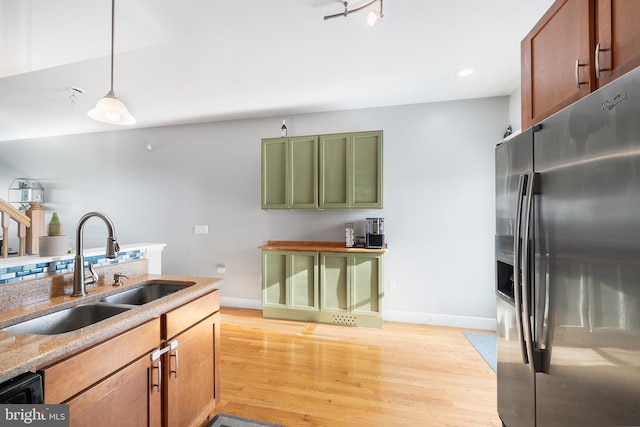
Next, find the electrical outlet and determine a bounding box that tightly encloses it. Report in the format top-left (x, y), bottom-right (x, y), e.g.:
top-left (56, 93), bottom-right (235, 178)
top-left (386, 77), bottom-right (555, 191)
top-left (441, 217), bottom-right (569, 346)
top-left (194, 224), bottom-right (208, 234)
top-left (389, 281), bottom-right (397, 291)
top-left (217, 264), bottom-right (226, 274)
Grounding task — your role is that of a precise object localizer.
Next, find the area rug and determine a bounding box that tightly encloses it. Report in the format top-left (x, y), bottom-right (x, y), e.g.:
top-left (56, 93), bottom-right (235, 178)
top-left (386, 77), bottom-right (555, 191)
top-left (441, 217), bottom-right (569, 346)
top-left (463, 332), bottom-right (497, 373)
top-left (208, 414), bottom-right (284, 427)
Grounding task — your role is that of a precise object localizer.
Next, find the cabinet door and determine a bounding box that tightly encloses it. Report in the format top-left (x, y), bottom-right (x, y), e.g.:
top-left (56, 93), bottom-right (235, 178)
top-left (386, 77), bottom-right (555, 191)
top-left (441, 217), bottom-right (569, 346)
top-left (351, 253), bottom-right (383, 316)
top-left (262, 250), bottom-right (318, 310)
top-left (165, 312), bottom-right (220, 427)
top-left (521, 0), bottom-right (594, 129)
top-left (261, 138), bottom-right (288, 209)
top-left (319, 133), bottom-right (350, 208)
top-left (320, 252), bottom-right (349, 312)
top-left (66, 355), bottom-right (161, 427)
top-left (290, 136), bottom-right (318, 208)
top-left (262, 250), bottom-right (288, 307)
top-left (595, 0), bottom-right (640, 87)
top-left (351, 131), bottom-right (383, 208)
top-left (289, 251), bottom-right (319, 310)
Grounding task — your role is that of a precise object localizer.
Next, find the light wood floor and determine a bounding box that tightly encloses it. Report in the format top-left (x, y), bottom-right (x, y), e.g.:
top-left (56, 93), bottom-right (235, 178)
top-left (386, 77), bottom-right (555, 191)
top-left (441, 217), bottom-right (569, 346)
top-left (213, 307), bottom-right (501, 427)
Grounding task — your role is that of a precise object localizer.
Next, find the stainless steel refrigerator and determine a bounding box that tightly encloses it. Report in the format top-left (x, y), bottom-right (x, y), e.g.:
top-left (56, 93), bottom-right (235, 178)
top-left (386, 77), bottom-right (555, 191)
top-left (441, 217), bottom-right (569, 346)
top-left (496, 66), bottom-right (640, 427)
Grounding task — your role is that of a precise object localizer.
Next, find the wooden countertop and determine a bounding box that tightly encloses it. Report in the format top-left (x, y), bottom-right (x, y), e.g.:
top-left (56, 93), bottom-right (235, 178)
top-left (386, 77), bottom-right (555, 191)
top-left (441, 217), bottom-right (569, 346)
top-left (259, 240), bottom-right (388, 253)
top-left (0, 274), bottom-right (221, 384)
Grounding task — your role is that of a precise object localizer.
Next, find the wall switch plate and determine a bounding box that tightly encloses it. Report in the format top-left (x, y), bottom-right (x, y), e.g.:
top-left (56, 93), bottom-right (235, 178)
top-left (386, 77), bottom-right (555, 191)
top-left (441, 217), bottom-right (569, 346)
top-left (194, 224), bottom-right (209, 234)
top-left (217, 264), bottom-right (226, 274)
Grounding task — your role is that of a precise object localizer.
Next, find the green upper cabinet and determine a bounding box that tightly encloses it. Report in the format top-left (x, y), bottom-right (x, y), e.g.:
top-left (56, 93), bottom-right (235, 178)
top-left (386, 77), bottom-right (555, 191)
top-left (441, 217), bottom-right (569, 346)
top-left (261, 136), bottom-right (318, 209)
top-left (261, 130), bottom-right (382, 210)
top-left (319, 131), bottom-right (383, 209)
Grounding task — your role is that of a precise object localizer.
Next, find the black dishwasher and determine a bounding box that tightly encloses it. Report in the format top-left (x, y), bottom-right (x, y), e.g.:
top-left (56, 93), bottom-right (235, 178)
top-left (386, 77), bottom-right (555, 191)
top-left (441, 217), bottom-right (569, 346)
top-left (0, 372), bottom-right (43, 404)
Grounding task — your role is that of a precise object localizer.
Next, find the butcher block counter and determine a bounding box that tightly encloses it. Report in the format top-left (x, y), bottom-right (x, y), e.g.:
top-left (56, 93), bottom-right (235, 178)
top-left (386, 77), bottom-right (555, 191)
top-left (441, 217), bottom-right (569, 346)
top-left (258, 240), bottom-right (388, 253)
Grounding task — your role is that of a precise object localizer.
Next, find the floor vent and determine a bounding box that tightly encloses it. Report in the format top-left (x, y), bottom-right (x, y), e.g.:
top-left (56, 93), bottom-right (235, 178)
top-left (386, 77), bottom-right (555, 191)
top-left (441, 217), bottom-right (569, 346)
top-left (331, 314), bottom-right (357, 326)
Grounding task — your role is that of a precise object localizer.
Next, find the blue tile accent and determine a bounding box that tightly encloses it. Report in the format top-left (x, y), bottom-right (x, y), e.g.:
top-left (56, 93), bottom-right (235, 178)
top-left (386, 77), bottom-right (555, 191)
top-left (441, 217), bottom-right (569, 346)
top-left (0, 250), bottom-right (146, 286)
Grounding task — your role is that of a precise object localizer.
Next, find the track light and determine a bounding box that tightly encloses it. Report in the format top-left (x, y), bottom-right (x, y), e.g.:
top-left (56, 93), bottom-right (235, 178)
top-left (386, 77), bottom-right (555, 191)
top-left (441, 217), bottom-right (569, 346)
top-left (88, 0), bottom-right (136, 125)
top-left (324, 0), bottom-right (384, 26)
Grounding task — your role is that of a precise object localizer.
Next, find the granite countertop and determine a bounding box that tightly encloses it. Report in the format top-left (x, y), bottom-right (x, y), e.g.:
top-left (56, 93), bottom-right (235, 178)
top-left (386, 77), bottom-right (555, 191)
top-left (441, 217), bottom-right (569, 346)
top-left (258, 240), bottom-right (388, 253)
top-left (0, 273), bottom-right (221, 384)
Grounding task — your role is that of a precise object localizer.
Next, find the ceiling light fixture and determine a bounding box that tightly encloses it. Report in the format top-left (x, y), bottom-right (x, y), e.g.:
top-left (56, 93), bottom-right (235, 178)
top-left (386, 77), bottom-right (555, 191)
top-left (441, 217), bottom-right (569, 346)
top-left (88, 0), bottom-right (136, 125)
top-left (456, 67), bottom-right (475, 78)
top-left (324, 0), bottom-right (384, 26)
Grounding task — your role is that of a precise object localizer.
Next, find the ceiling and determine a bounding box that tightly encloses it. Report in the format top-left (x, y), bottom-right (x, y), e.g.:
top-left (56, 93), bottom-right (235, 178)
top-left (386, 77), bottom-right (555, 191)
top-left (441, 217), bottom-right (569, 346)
top-left (0, 0), bottom-right (555, 142)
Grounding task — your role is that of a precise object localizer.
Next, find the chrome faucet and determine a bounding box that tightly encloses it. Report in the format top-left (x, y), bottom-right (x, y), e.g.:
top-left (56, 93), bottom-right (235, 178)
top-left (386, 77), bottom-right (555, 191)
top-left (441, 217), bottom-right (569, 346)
top-left (72, 212), bottom-right (120, 297)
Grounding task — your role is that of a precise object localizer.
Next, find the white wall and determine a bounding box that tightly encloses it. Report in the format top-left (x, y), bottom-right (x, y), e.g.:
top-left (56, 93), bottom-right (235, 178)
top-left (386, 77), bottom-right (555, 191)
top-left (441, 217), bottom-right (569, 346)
top-left (0, 96), bottom-right (508, 329)
top-left (509, 87), bottom-right (522, 132)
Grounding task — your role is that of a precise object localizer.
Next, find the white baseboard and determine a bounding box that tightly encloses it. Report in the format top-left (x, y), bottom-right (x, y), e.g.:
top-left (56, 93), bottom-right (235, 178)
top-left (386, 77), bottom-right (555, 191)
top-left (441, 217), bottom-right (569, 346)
top-left (383, 309), bottom-right (496, 331)
top-left (219, 297), bottom-right (496, 331)
top-left (220, 297), bottom-right (262, 310)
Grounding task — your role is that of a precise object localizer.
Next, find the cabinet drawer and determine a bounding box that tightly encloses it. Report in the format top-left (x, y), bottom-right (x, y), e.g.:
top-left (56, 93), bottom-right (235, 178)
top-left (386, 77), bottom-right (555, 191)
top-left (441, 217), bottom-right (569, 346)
top-left (164, 290), bottom-right (219, 339)
top-left (40, 318), bottom-right (160, 404)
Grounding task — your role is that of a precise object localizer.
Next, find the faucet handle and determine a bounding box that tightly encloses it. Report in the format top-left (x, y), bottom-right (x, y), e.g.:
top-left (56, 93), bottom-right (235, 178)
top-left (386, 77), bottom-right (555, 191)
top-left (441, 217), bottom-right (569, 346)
top-left (113, 273), bottom-right (129, 287)
top-left (85, 263), bottom-right (98, 286)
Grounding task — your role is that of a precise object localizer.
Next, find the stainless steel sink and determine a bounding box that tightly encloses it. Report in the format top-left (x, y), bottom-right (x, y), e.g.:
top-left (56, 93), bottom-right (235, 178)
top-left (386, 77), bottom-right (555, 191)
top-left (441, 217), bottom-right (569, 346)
top-left (2, 280), bottom-right (194, 336)
top-left (3, 304), bottom-right (131, 335)
top-left (98, 280), bottom-right (194, 306)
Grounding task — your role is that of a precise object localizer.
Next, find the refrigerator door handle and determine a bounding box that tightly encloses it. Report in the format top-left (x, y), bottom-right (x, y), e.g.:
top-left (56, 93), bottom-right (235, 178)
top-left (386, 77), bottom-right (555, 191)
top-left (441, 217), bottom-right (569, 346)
top-left (513, 173), bottom-right (529, 364)
top-left (521, 172), bottom-right (538, 373)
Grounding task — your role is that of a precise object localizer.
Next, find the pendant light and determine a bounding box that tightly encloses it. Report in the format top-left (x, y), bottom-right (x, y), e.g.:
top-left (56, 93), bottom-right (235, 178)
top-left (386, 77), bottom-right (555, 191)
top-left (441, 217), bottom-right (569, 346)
top-left (88, 0), bottom-right (136, 125)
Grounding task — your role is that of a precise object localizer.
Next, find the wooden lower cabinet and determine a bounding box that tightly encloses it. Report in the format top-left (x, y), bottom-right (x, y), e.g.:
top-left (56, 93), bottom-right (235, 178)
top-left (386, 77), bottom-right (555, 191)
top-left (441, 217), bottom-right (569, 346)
top-left (66, 354), bottom-right (161, 427)
top-left (39, 290), bottom-right (220, 427)
top-left (164, 311), bottom-right (220, 427)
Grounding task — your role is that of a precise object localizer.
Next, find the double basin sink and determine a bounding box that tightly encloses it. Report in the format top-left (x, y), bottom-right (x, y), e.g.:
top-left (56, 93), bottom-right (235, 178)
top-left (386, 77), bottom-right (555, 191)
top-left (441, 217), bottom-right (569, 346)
top-left (3, 281), bottom-right (194, 336)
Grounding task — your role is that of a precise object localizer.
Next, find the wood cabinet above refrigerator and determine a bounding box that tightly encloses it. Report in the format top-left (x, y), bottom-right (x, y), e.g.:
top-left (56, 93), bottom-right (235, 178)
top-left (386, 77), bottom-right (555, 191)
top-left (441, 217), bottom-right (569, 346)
top-left (521, 0), bottom-right (640, 130)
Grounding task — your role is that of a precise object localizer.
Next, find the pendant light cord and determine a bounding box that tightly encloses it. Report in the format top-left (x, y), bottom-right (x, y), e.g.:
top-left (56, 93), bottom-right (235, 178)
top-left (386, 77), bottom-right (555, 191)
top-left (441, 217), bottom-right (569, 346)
top-left (110, 0), bottom-right (115, 92)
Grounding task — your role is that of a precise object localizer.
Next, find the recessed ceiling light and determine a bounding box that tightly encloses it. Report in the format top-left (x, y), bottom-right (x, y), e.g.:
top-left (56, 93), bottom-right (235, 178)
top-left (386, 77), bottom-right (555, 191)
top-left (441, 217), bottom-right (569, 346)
top-left (456, 67), bottom-right (475, 78)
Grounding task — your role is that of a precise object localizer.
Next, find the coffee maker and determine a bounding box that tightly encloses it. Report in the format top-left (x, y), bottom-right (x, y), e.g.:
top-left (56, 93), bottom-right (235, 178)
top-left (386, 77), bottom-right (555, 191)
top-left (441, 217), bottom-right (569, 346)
top-left (365, 218), bottom-right (385, 249)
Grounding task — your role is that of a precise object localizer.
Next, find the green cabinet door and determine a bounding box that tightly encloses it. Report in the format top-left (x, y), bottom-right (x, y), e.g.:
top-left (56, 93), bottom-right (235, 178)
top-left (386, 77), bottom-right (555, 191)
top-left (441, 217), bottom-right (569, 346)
top-left (261, 136), bottom-right (318, 209)
top-left (318, 133), bottom-right (349, 208)
top-left (320, 252), bottom-right (383, 316)
top-left (319, 252), bottom-right (349, 312)
top-left (262, 250), bottom-right (318, 310)
top-left (289, 251), bottom-right (319, 310)
top-left (289, 136), bottom-right (318, 208)
top-left (319, 131), bottom-right (383, 209)
top-left (261, 138), bottom-right (288, 209)
top-left (351, 132), bottom-right (383, 208)
top-left (351, 253), bottom-right (383, 315)
top-left (262, 250), bottom-right (288, 307)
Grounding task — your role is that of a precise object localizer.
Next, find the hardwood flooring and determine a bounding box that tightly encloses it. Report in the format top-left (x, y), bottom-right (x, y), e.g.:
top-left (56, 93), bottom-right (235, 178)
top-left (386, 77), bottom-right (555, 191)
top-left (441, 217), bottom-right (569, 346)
top-left (213, 307), bottom-right (501, 427)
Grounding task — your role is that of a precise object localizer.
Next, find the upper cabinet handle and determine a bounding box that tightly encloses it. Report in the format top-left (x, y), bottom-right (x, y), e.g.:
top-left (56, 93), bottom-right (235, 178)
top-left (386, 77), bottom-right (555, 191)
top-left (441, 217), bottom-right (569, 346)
top-left (595, 43), bottom-right (610, 79)
top-left (575, 59), bottom-right (588, 89)
top-left (595, 43), bottom-right (602, 78)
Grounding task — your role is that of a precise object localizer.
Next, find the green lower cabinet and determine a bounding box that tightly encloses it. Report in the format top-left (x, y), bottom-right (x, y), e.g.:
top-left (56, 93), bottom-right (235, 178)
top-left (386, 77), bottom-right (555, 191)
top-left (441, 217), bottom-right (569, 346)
top-left (262, 250), bottom-right (383, 328)
top-left (320, 252), bottom-right (383, 327)
top-left (262, 251), bottom-right (318, 313)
